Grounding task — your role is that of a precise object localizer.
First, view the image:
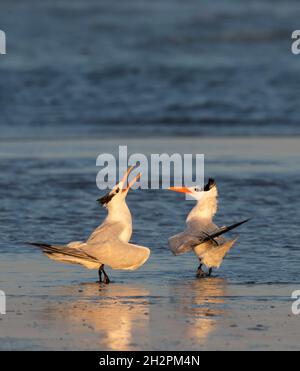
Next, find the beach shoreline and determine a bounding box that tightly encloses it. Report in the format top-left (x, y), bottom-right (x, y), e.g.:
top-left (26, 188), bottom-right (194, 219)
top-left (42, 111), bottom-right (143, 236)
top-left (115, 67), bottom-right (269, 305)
top-left (0, 135), bottom-right (299, 350)
top-left (0, 258), bottom-right (298, 351)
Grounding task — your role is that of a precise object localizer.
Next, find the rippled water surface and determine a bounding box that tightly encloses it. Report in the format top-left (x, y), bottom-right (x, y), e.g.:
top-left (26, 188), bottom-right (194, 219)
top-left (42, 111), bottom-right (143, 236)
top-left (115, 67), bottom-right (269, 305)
top-left (0, 137), bottom-right (299, 285)
top-left (0, 1), bottom-right (300, 350)
top-left (0, 137), bottom-right (299, 350)
top-left (1, 0), bottom-right (300, 137)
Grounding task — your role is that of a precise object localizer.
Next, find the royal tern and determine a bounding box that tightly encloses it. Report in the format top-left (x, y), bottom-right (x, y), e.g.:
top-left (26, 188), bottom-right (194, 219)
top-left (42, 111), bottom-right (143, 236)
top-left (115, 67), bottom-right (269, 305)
top-left (168, 178), bottom-right (249, 278)
top-left (28, 167), bottom-right (151, 284)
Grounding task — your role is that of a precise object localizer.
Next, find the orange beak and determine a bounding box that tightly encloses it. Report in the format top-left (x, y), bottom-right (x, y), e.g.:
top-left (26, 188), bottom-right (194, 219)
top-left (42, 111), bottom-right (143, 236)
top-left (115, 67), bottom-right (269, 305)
top-left (123, 172), bottom-right (141, 193)
top-left (120, 166), bottom-right (141, 193)
top-left (120, 166), bottom-right (135, 187)
top-left (168, 186), bottom-right (192, 195)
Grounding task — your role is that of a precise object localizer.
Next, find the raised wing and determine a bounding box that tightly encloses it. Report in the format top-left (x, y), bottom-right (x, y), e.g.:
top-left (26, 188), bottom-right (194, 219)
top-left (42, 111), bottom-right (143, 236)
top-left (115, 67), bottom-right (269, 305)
top-left (169, 232), bottom-right (200, 256)
top-left (197, 219), bottom-right (250, 245)
top-left (169, 221), bottom-right (224, 256)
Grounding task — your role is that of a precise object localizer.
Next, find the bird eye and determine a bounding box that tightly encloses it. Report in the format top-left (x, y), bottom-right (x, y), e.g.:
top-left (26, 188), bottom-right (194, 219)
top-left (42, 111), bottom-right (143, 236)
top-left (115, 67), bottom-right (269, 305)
top-left (115, 188), bottom-right (120, 194)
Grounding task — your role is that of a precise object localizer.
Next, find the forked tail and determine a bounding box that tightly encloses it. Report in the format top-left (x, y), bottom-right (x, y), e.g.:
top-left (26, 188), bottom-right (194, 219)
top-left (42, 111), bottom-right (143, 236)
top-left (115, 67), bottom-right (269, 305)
top-left (26, 242), bottom-right (99, 263)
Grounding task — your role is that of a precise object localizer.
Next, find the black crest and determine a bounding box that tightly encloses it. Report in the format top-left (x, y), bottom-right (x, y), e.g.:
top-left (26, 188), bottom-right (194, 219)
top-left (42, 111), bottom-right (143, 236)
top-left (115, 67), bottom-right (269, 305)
top-left (204, 178), bottom-right (216, 192)
top-left (98, 192), bottom-right (115, 206)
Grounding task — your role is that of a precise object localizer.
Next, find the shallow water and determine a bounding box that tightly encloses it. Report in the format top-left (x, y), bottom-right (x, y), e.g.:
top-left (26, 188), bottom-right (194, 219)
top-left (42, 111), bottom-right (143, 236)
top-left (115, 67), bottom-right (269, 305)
top-left (0, 137), bottom-right (299, 285)
top-left (1, 0), bottom-right (300, 350)
top-left (0, 136), bottom-right (299, 350)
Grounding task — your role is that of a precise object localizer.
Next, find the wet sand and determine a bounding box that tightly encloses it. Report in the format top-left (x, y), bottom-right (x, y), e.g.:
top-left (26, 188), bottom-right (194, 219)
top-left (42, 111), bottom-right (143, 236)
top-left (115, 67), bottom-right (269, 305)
top-left (0, 136), bottom-right (299, 350)
top-left (0, 255), bottom-right (298, 351)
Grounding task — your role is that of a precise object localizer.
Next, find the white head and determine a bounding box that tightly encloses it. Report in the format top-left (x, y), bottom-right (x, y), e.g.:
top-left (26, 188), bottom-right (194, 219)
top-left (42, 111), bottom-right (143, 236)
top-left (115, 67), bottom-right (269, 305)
top-left (97, 166), bottom-right (141, 210)
top-left (169, 178), bottom-right (217, 200)
top-left (169, 178), bottom-right (218, 220)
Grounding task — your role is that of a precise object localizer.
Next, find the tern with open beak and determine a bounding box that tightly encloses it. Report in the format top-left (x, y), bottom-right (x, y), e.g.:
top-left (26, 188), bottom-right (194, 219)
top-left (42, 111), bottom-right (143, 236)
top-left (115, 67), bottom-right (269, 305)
top-left (28, 167), bottom-right (151, 284)
top-left (168, 178), bottom-right (249, 278)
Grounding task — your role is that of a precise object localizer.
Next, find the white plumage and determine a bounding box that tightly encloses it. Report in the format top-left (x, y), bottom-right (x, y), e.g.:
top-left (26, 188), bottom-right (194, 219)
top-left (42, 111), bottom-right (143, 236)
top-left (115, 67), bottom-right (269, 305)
top-left (168, 179), bottom-right (238, 277)
top-left (29, 167), bottom-right (151, 284)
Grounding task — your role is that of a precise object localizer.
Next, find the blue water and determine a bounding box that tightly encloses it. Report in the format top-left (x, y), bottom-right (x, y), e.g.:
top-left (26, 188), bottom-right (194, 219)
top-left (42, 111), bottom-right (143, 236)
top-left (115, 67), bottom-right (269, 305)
top-left (0, 0), bottom-right (299, 285)
top-left (0, 3), bottom-right (300, 350)
top-left (1, 0), bottom-right (300, 138)
top-left (0, 137), bottom-right (299, 286)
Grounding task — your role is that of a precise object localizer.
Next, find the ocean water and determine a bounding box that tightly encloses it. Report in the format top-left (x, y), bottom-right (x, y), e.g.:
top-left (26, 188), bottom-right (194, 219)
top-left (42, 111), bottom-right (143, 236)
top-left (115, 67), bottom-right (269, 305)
top-left (0, 2), bottom-right (300, 350)
top-left (1, 137), bottom-right (300, 351)
top-left (0, 0), bottom-right (300, 138)
top-left (0, 137), bottom-right (299, 286)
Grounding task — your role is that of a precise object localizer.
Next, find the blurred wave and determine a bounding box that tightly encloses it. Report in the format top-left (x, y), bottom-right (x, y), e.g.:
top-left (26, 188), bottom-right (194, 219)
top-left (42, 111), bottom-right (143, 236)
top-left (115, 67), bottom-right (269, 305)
top-left (0, 0), bottom-right (300, 138)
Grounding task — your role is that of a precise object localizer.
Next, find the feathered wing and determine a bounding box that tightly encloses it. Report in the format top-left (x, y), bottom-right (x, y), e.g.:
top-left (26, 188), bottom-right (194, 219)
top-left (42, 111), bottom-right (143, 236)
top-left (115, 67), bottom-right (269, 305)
top-left (195, 219), bottom-right (251, 244)
top-left (27, 242), bottom-right (100, 270)
top-left (83, 240), bottom-right (151, 271)
top-left (169, 232), bottom-right (198, 255)
top-left (87, 221), bottom-right (127, 243)
top-left (28, 240), bottom-right (151, 271)
top-left (169, 222), bottom-right (224, 256)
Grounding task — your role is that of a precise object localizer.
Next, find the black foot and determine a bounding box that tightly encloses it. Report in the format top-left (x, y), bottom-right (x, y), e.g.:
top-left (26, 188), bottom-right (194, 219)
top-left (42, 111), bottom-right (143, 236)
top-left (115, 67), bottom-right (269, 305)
top-left (196, 269), bottom-right (208, 278)
top-left (196, 262), bottom-right (213, 278)
top-left (196, 263), bottom-right (207, 278)
top-left (196, 262), bottom-right (205, 278)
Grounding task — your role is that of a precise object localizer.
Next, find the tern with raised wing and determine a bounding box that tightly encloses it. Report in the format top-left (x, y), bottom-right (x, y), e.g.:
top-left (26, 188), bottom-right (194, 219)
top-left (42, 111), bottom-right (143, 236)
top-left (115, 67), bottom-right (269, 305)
top-left (28, 167), bottom-right (151, 284)
top-left (168, 178), bottom-right (249, 278)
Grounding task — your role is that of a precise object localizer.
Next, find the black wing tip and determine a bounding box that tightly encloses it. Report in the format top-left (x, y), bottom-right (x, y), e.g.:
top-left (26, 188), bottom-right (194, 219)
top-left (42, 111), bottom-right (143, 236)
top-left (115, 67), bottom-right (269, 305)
top-left (204, 217), bottom-right (251, 242)
top-left (229, 218), bottom-right (252, 229)
top-left (26, 242), bottom-right (52, 248)
top-left (240, 218), bottom-right (252, 224)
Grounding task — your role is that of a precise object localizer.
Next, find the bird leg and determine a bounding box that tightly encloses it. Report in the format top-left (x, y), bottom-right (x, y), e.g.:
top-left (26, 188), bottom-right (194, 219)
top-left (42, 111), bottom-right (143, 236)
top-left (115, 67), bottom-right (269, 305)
top-left (103, 268), bottom-right (110, 285)
top-left (196, 260), bottom-right (213, 278)
top-left (196, 262), bottom-right (207, 278)
top-left (99, 264), bottom-right (110, 285)
top-left (98, 266), bottom-right (103, 283)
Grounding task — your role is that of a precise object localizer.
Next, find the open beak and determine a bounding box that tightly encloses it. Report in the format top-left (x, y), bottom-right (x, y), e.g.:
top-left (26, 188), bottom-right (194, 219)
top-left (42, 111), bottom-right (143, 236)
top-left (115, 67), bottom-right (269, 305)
top-left (123, 172), bottom-right (141, 193)
top-left (168, 187), bottom-right (192, 195)
top-left (97, 166), bottom-right (141, 206)
top-left (120, 166), bottom-right (135, 188)
top-left (119, 165), bottom-right (141, 193)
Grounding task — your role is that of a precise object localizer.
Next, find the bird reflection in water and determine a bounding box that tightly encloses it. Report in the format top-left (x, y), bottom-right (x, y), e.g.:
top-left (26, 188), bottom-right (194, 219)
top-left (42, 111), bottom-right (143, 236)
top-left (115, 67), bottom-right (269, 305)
top-left (42, 278), bottom-right (226, 350)
top-left (162, 277), bottom-right (227, 346)
top-left (48, 283), bottom-right (150, 351)
top-left (187, 278), bottom-right (226, 342)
